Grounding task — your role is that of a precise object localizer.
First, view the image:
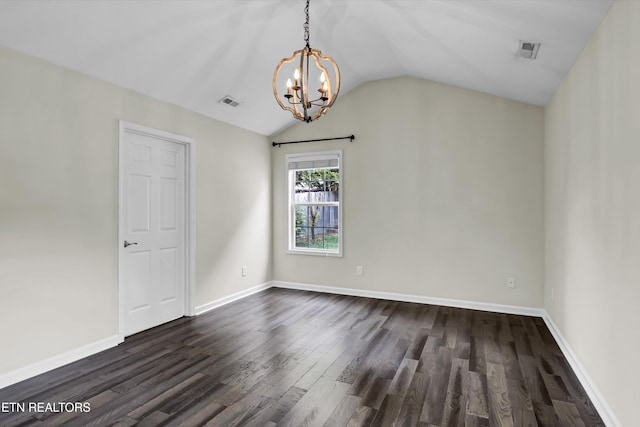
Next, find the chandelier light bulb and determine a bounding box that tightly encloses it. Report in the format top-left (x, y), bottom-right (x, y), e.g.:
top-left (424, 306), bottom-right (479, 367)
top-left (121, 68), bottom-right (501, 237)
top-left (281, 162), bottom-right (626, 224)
top-left (286, 78), bottom-right (293, 97)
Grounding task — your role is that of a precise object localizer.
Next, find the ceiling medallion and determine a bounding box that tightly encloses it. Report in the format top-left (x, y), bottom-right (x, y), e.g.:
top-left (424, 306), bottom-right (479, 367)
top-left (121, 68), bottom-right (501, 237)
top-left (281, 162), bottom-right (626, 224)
top-left (273, 0), bottom-right (340, 123)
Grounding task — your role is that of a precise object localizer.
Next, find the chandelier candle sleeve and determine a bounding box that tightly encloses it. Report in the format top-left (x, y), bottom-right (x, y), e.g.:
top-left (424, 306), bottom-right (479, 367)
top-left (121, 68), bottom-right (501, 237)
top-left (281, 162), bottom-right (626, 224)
top-left (273, 0), bottom-right (340, 123)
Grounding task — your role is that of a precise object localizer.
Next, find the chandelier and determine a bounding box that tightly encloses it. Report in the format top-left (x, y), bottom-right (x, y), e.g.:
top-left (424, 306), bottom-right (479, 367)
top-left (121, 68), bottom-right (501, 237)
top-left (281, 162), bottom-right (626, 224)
top-left (273, 0), bottom-right (340, 123)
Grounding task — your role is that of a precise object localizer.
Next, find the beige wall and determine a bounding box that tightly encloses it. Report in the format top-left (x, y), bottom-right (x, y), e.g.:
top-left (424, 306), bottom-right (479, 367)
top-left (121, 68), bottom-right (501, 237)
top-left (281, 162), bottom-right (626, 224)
top-left (0, 45), bottom-right (271, 376)
top-left (272, 76), bottom-right (544, 308)
top-left (545, 1), bottom-right (639, 425)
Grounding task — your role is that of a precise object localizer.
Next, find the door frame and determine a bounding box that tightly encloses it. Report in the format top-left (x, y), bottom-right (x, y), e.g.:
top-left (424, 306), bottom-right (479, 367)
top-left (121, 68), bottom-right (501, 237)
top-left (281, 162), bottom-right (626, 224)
top-left (117, 120), bottom-right (196, 341)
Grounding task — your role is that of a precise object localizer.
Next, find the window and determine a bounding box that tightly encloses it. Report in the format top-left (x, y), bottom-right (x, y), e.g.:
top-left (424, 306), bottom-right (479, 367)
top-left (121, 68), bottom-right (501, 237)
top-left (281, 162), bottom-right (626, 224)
top-left (286, 151), bottom-right (342, 256)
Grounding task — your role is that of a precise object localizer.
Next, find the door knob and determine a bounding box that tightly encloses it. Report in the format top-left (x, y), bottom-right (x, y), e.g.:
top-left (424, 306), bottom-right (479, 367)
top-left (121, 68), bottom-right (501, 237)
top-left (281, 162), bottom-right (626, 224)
top-left (124, 240), bottom-right (138, 248)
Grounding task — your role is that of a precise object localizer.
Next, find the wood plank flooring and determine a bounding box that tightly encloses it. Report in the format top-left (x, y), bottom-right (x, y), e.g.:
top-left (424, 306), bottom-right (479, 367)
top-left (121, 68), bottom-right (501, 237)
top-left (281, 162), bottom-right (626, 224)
top-left (0, 288), bottom-right (604, 426)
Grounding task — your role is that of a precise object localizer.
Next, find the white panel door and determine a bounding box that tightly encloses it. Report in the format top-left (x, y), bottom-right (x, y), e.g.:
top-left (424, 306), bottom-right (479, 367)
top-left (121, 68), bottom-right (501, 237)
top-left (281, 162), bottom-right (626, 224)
top-left (122, 131), bottom-right (186, 336)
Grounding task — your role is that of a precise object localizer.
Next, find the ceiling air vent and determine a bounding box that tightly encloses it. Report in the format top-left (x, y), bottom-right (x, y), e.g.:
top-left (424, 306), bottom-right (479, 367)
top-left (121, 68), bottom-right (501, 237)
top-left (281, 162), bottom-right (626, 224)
top-left (516, 41), bottom-right (541, 60)
top-left (218, 95), bottom-right (241, 108)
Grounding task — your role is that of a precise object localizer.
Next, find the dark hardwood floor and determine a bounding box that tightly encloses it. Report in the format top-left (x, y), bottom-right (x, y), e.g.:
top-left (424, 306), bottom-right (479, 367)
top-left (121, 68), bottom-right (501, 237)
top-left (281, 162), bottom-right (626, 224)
top-left (0, 288), bottom-right (603, 426)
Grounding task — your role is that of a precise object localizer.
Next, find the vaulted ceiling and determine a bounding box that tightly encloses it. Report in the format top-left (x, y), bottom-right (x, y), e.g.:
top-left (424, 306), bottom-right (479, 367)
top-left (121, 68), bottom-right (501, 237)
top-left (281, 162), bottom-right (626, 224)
top-left (0, 0), bottom-right (612, 136)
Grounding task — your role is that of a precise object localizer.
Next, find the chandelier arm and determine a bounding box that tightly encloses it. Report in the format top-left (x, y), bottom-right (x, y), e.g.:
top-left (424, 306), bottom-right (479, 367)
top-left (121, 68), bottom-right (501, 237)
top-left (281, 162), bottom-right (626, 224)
top-left (313, 49), bottom-right (340, 106)
top-left (273, 51), bottom-right (304, 119)
top-left (310, 51), bottom-right (332, 102)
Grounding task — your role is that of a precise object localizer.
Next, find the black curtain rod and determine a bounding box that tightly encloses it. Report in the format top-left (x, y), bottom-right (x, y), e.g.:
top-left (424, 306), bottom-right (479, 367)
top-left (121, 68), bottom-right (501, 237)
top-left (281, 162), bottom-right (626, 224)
top-left (272, 134), bottom-right (355, 147)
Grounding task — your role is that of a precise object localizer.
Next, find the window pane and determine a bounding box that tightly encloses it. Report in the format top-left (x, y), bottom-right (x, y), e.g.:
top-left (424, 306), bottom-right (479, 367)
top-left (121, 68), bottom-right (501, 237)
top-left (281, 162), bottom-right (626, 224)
top-left (325, 167), bottom-right (338, 201)
top-left (295, 227), bottom-right (309, 248)
top-left (322, 206), bottom-right (339, 229)
top-left (307, 206), bottom-right (321, 230)
top-left (313, 205), bottom-right (326, 228)
top-left (326, 168), bottom-right (339, 181)
top-left (294, 206), bottom-right (309, 228)
top-left (325, 180), bottom-right (339, 191)
top-left (324, 228), bottom-right (339, 250)
top-left (323, 182), bottom-right (338, 202)
top-left (294, 184), bottom-right (309, 203)
top-left (307, 188), bottom-right (319, 203)
top-left (309, 169), bottom-right (323, 186)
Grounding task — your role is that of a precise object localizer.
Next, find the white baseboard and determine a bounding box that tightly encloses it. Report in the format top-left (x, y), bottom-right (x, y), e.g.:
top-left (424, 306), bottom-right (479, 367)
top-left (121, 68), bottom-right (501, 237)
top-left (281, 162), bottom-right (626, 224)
top-left (542, 313), bottom-right (620, 427)
top-left (0, 335), bottom-right (122, 390)
top-left (194, 281), bottom-right (272, 316)
top-left (272, 280), bottom-right (544, 317)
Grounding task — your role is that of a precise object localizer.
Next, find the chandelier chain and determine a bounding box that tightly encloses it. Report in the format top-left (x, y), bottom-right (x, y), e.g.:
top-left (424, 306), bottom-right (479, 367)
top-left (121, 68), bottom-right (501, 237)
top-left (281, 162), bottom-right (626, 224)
top-left (304, 0), bottom-right (310, 47)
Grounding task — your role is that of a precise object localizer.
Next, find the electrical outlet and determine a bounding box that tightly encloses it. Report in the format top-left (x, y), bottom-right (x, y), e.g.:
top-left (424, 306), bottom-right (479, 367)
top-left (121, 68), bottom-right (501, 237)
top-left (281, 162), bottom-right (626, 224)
top-left (507, 276), bottom-right (516, 288)
top-left (356, 266), bottom-right (364, 276)
top-left (242, 266), bottom-right (247, 277)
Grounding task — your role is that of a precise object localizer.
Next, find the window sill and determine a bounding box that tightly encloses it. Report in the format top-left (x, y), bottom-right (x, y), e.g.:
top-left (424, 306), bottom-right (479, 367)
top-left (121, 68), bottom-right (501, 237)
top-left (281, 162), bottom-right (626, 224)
top-left (286, 249), bottom-right (343, 258)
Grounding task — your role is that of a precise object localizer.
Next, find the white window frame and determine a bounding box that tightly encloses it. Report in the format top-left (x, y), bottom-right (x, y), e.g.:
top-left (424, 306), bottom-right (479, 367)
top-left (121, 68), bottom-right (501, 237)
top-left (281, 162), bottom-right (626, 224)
top-left (286, 150), bottom-right (343, 257)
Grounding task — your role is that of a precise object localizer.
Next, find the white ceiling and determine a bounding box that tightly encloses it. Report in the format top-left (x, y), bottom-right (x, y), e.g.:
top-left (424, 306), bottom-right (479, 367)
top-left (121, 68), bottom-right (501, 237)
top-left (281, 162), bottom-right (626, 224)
top-left (0, 0), bottom-right (612, 136)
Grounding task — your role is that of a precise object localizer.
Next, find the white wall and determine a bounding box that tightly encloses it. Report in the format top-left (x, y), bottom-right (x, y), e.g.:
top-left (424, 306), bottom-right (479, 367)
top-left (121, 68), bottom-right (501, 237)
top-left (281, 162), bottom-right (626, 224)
top-left (0, 44), bottom-right (271, 376)
top-left (272, 76), bottom-right (544, 308)
top-left (545, 1), bottom-right (640, 425)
